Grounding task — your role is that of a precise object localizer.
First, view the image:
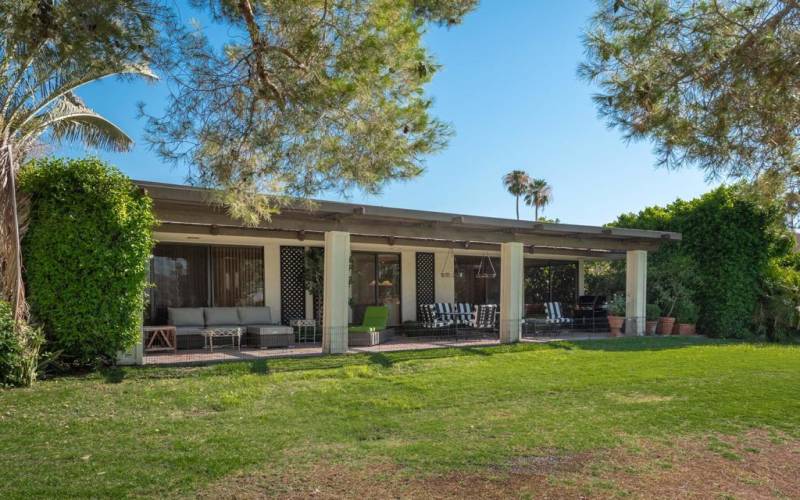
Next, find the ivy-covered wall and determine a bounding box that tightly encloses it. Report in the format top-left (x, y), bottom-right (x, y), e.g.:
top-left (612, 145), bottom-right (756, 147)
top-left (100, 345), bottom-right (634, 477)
top-left (611, 185), bottom-right (794, 339)
top-left (20, 158), bottom-right (156, 365)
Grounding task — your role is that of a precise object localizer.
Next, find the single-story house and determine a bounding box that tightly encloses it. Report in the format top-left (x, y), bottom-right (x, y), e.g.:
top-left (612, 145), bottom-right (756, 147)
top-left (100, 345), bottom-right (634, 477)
top-left (124, 180), bottom-right (680, 362)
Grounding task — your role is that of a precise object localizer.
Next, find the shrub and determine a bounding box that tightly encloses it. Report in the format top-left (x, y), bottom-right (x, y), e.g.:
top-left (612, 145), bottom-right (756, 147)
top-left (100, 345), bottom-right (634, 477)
top-left (607, 294), bottom-right (626, 316)
top-left (0, 301), bottom-right (22, 386)
top-left (614, 185), bottom-right (792, 339)
top-left (675, 301), bottom-right (698, 325)
top-left (20, 158), bottom-right (155, 365)
top-left (646, 304), bottom-right (661, 321)
top-left (0, 301), bottom-right (43, 386)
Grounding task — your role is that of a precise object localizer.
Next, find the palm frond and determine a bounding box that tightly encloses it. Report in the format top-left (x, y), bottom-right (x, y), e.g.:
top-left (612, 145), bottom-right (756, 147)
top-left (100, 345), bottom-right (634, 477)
top-left (18, 92), bottom-right (133, 152)
top-left (9, 62), bottom-right (157, 132)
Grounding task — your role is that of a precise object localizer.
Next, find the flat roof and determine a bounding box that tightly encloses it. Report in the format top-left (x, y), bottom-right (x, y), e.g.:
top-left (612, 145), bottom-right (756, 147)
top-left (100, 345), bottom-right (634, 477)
top-left (137, 180), bottom-right (681, 258)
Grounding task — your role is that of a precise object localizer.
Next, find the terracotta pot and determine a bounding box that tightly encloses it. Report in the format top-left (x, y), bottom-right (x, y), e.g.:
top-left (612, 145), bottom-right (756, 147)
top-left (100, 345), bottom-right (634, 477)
top-left (607, 315), bottom-right (625, 337)
top-left (678, 323), bottom-right (696, 336)
top-left (658, 317), bottom-right (676, 335)
top-left (645, 320), bottom-right (658, 336)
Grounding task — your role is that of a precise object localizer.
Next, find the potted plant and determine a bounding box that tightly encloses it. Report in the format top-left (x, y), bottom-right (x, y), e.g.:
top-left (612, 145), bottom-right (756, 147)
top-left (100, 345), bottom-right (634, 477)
top-left (649, 253), bottom-right (697, 336)
top-left (606, 294), bottom-right (626, 337)
top-left (645, 303), bottom-right (660, 335)
top-left (675, 300), bottom-right (698, 336)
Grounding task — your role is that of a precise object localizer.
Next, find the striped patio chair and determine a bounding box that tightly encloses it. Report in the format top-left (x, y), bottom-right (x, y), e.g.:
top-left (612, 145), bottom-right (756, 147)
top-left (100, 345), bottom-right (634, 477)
top-left (454, 303), bottom-right (473, 326)
top-left (544, 302), bottom-right (573, 327)
top-left (471, 304), bottom-right (498, 330)
top-left (433, 303), bottom-right (455, 326)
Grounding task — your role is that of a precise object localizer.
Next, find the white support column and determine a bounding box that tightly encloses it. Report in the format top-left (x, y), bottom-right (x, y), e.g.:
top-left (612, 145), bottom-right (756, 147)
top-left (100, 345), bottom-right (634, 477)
top-left (263, 243), bottom-right (282, 324)
top-left (401, 250), bottom-right (417, 322)
top-left (499, 242), bottom-right (524, 343)
top-left (625, 250), bottom-right (647, 336)
top-left (577, 260), bottom-right (586, 296)
top-left (322, 231), bottom-right (350, 354)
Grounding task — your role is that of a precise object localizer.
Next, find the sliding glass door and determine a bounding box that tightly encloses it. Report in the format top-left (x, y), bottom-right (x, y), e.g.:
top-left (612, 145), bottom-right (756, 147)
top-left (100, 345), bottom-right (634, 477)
top-left (147, 243), bottom-right (264, 325)
top-left (454, 255), bottom-right (500, 305)
top-left (350, 252), bottom-right (401, 326)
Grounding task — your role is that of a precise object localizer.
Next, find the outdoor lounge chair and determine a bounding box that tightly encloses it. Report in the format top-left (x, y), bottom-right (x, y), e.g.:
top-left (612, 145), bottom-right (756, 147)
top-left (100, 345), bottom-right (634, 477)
top-left (544, 302), bottom-right (573, 328)
top-left (348, 305), bottom-right (391, 346)
top-left (470, 304), bottom-right (498, 330)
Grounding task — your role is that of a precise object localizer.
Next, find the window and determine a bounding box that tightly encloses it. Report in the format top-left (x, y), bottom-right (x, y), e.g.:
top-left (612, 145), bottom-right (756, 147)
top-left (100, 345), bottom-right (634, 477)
top-left (350, 252), bottom-right (401, 326)
top-left (147, 243), bottom-right (264, 325)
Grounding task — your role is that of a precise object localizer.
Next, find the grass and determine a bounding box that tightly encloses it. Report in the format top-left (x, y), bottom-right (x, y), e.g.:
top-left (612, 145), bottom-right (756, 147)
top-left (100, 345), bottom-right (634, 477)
top-left (1, 336), bottom-right (799, 498)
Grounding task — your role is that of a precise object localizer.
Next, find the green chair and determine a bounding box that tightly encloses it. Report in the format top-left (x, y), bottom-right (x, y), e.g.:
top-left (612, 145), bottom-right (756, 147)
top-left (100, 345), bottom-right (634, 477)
top-left (349, 305), bottom-right (389, 334)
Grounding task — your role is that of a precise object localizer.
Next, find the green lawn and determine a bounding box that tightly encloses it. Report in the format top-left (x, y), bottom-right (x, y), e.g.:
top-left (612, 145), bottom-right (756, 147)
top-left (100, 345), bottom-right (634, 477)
top-left (1, 337), bottom-right (799, 498)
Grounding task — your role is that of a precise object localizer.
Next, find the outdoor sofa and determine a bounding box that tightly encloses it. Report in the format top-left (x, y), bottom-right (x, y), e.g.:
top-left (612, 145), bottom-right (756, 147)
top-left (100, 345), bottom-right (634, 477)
top-left (167, 306), bottom-right (294, 349)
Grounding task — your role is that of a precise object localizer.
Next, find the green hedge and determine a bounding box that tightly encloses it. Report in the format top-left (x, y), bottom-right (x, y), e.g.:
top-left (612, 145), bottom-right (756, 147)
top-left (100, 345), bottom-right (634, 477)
top-left (20, 158), bottom-right (155, 365)
top-left (613, 185), bottom-right (793, 339)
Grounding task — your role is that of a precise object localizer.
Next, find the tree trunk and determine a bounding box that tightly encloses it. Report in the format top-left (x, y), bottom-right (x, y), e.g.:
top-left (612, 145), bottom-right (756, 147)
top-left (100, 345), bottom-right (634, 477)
top-left (535, 205), bottom-right (539, 221)
top-left (515, 196), bottom-right (519, 220)
top-left (0, 143), bottom-right (27, 326)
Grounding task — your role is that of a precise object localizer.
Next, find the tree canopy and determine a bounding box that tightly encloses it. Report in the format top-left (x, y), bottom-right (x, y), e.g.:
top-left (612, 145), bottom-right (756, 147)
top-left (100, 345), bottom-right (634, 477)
top-left (581, 1), bottom-right (800, 191)
top-left (143, 0), bottom-right (478, 223)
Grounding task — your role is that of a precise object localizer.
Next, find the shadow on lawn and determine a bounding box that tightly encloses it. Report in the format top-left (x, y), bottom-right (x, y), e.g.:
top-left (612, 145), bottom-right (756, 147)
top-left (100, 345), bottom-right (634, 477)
top-left (103, 337), bottom-right (730, 383)
top-left (555, 336), bottom-right (735, 353)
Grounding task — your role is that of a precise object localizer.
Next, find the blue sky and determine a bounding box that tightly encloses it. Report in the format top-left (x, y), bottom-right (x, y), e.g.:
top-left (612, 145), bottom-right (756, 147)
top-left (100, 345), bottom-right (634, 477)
top-left (57, 0), bottom-right (717, 226)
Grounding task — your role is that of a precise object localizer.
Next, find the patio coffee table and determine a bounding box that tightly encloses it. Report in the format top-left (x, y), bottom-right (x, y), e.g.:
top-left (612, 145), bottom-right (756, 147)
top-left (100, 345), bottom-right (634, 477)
top-left (201, 327), bottom-right (244, 352)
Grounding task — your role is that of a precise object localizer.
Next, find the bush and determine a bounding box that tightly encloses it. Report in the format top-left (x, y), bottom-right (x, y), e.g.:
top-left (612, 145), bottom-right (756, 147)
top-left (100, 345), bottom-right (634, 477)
top-left (0, 301), bottom-right (22, 386)
top-left (20, 158), bottom-right (155, 365)
top-left (646, 304), bottom-right (661, 321)
top-left (675, 301), bottom-right (698, 325)
top-left (0, 301), bottom-right (43, 386)
top-left (614, 185), bottom-right (792, 339)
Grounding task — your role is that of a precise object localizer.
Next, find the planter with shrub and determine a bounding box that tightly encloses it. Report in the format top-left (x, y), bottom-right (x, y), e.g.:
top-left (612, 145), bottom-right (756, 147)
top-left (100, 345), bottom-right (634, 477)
top-left (675, 301), bottom-right (698, 336)
top-left (645, 304), bottom-right (660, 335)
top-left (607, 294), bottom-right (626, 337)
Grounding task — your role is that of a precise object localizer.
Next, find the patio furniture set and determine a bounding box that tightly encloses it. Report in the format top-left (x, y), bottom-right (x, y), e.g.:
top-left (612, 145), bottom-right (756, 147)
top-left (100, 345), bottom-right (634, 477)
top-left (157, 306), bottom-right (295, 352)
top-left (143, 305), bottom-right (394, 353)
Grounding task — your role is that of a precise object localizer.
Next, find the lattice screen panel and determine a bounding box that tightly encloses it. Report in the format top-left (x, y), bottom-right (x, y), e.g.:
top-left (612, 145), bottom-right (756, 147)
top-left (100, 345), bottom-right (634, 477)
top-left (280, 246), bottom-right (306, 325)
top-left (415, 252), bottom-right (435, 320)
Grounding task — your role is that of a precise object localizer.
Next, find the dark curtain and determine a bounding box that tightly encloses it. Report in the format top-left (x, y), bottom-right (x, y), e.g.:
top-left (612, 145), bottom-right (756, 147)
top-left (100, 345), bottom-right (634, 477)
top-left (148, 244), bottom-right (209, 325)
top-left (210, 246), bottom-right (265, 307)
top-left (148, 243), bottom-right (265, 325)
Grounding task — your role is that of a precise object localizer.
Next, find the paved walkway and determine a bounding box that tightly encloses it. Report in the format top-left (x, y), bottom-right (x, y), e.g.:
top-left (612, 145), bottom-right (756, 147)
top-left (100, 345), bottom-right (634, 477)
top-left (143, 332), bottom-right (612, 366)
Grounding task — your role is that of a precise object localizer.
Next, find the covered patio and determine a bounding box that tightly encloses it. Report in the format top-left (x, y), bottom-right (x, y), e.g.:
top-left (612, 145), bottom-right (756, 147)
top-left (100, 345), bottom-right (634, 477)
top-left (124, 181), bottom-right (681, 365)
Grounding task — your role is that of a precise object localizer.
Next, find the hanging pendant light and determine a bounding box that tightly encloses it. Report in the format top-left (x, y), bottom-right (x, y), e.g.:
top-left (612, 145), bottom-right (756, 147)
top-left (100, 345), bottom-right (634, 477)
top-left (476, 253), bottom-right (497, 279)
top-left (440, 248), bottom-right (454, 277)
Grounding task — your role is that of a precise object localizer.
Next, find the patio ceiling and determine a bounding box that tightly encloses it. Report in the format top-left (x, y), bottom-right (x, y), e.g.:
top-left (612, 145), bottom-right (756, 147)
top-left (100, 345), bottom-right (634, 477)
top-left (137, 181), bottom-right (681, 259)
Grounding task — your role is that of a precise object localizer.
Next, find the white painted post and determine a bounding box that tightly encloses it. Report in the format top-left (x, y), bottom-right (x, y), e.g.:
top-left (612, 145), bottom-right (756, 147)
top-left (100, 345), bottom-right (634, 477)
top-left (625, 250), bottom-right (647, 336)
top-left (263, 243), bottom-right (282, 324)
top-left (499, 242), bottom-right (524, 343)
top-left (577, 260), bottom-right (586, 296)
top-left (400, 250), bottom-right (416, 322)
top-left (322, 231), bottom-right (350, 354)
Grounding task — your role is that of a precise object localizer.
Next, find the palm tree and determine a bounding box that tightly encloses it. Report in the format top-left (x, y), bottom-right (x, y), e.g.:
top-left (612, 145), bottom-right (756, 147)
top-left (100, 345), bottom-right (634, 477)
top-left (524, 178), bottom-right (553, 221)
top-left (0, 35), bottom-right (155, 324)
top-left (502, 170), bottom-right (530, 220)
